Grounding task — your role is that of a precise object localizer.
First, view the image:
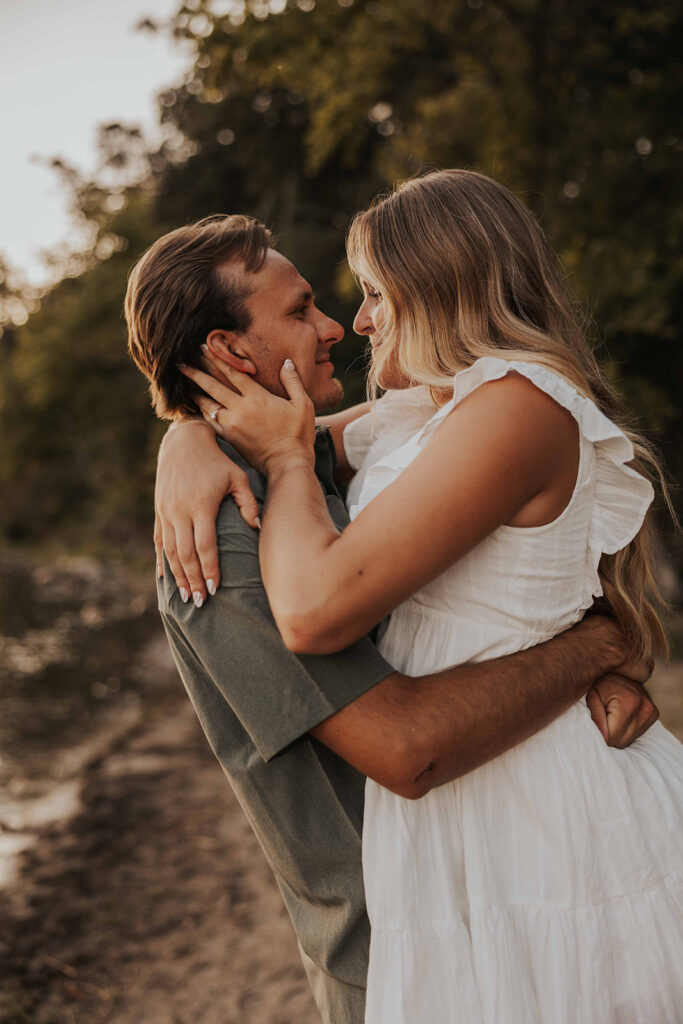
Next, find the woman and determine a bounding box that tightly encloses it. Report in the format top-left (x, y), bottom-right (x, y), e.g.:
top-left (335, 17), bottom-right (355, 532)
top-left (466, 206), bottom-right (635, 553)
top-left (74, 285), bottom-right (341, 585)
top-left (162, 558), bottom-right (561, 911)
top-left (169, 170), bottom-right (682, 1021)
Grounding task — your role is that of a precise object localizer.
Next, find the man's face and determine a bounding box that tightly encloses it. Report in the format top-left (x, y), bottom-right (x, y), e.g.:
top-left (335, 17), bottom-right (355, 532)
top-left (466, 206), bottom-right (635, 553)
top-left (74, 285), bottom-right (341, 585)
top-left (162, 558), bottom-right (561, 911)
top-left (218, 250), bottom-right (345, 412)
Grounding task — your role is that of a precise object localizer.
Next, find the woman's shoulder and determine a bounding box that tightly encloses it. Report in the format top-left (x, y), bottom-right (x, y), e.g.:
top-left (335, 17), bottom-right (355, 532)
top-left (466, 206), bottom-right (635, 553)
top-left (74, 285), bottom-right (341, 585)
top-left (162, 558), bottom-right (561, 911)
top-left (450, 361), bottom-right (573, 418)
top-left (449, 356), bottom-right (583, 415)
top-left (413, 357), bottom-right (581, 457)
top-left (429, 356), bottom-right (654, 557)
top-left (419, 356), bottom-right (607, 442)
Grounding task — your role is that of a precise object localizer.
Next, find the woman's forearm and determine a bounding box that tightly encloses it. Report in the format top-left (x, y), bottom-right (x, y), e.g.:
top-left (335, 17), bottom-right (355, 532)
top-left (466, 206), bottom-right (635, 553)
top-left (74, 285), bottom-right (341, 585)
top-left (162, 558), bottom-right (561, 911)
top-left (260, 453), bottom-right (349, 648)
top-left (261, 372), bottom-right (581, 654)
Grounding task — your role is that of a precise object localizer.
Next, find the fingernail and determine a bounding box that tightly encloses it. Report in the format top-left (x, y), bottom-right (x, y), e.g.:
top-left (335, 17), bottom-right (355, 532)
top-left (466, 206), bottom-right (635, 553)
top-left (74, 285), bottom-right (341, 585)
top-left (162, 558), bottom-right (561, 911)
top-left (207, 578), bottom-right (216, 596)
top-left (255, 516), bottom-right (262, 530)
top-left (157, 563), bottom-right (163, 578)
top-left (177, 363), bottom-right (188, 371)
top-left (283, 358), bottom-right (294, 370)
top-left (179, 587), bottom-right (189, 603)
top-left (201, 344), bottom-right (209, 354)
top-left (193, 591), bottom-right (204, 608)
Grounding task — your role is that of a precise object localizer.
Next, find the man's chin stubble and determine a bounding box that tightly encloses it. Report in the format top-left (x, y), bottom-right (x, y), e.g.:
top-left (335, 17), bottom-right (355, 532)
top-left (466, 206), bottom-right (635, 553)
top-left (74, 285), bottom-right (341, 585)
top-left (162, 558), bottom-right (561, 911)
top-left (312, 376), bottom-right (344, 413)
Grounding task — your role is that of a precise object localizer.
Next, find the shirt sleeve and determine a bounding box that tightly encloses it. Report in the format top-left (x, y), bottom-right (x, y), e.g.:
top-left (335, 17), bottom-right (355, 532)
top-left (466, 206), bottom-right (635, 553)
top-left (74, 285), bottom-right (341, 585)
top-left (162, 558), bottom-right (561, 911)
top-left (159, 502), bottom-right (395, 762)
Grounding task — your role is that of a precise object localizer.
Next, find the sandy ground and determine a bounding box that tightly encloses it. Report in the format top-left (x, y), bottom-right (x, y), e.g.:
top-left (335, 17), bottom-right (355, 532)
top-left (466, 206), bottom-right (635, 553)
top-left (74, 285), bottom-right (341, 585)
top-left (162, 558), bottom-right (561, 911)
top-left (0, 701), bottom-right (319, 1024)
top-left (2, 668), bottom-right (681, 1024)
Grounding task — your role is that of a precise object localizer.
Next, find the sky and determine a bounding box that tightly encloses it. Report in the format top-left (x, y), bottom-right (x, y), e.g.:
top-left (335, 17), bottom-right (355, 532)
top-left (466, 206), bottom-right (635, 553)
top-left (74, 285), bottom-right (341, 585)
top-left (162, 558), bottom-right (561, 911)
top-left (0, 0), bottom-right (190, 286)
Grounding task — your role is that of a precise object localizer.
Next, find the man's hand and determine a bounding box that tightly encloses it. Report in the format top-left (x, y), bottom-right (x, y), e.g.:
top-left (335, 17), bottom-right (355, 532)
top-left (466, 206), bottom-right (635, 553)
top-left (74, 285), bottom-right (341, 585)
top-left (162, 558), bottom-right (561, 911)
top-left (587, 674), bottom-right (659, 747)
top-left (155, 422), bottom-right (260, 605)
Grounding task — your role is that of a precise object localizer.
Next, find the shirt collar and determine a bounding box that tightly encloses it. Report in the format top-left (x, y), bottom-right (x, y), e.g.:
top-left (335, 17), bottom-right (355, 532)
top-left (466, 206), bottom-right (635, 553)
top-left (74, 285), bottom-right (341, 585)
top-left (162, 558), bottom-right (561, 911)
top-left (314, 426), bottom-right (339, 495)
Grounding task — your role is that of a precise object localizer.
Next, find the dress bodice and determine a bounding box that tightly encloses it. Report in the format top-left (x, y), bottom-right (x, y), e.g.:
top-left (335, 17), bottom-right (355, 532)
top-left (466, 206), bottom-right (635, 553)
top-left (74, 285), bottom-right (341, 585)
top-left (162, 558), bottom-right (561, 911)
top-left (343, 358), bottom-right (654, 673)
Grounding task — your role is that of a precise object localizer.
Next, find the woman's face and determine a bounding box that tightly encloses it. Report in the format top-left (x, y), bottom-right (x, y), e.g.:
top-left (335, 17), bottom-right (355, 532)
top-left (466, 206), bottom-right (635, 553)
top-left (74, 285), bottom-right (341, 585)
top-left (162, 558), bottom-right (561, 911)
top-left (353, 282), bottom-right (409, 390)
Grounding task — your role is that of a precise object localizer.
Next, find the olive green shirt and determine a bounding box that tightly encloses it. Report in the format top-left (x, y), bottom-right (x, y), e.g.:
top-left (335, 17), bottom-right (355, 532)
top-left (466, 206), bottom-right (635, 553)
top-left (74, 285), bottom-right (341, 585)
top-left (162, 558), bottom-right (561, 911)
top-left (158, 430), bottom-right (394, 1024)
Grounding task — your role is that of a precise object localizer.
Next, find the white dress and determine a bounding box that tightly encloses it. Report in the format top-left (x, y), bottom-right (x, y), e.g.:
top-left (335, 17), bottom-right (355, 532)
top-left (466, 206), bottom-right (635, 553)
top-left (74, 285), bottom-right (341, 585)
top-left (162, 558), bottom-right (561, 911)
top-left (343, 358), bottom-right (683, 1024)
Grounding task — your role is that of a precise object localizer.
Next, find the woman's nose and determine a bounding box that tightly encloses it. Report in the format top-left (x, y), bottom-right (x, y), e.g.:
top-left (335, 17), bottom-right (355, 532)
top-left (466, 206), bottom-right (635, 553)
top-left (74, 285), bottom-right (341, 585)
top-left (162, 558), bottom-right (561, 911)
top-left (353, 302), bottom-right (374, 336)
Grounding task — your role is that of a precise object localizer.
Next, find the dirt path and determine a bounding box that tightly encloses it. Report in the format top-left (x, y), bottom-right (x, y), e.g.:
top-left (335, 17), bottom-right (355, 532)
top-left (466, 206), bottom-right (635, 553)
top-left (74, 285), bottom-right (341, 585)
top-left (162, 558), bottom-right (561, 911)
top-left (3, 664), bottom-right (681, 1024)
top-left (0, 703), bottom-right (318, 1024)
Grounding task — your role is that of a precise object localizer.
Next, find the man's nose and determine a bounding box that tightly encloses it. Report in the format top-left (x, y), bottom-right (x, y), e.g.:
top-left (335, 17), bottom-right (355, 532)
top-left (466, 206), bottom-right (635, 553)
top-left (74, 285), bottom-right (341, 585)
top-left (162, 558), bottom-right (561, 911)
top-left (317, 311), bottom-right (344, 346)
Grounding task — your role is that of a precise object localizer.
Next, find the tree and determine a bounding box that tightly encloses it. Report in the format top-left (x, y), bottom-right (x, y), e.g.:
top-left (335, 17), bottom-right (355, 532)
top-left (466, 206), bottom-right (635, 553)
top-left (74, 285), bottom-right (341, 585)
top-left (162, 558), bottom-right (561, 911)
top-left (2, 0), bottom-right (681, 553)
top-left (160, 0), bottom-right (683, 451)
top-left (0, 130), bottom-right (167, 547)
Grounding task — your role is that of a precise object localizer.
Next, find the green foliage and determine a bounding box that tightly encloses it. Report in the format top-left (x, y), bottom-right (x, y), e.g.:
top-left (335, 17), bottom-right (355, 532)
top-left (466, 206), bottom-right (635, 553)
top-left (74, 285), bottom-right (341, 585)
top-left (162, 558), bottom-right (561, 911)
top-left (1, 0), bottom-right (681, 553)
top-left (0, 192), bottom-right (165, 547)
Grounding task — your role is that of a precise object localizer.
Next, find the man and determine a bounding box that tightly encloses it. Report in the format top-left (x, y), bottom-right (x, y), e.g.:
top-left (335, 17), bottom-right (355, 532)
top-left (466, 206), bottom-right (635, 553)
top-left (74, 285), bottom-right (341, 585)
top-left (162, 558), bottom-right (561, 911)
top-left (126, 214), bottom-right (656, 1024)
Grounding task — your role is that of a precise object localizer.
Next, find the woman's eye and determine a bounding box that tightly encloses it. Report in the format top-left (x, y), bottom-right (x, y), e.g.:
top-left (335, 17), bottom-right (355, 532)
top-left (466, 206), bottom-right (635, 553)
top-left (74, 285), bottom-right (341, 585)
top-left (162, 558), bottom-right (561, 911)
top-left (367, 291), bottom-right (380, 300)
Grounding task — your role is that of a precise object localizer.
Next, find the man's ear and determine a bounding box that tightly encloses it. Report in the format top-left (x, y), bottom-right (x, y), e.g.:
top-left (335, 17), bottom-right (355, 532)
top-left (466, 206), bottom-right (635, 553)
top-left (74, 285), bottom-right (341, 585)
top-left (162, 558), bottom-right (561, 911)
top-left (206, 329), bottom-right (257, 376)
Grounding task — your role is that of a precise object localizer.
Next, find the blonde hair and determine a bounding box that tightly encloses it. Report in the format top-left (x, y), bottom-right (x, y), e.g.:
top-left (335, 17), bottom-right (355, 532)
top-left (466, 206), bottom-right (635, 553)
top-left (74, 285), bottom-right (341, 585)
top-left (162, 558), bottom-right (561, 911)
top-left (347, 169), bottom-right (673, 659)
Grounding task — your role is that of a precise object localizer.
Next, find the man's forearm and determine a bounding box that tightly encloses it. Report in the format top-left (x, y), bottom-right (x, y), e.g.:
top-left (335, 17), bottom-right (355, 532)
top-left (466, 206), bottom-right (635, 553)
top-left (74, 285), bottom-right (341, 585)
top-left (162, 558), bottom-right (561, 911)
top-left (402, 616), bottom-right (625, 795)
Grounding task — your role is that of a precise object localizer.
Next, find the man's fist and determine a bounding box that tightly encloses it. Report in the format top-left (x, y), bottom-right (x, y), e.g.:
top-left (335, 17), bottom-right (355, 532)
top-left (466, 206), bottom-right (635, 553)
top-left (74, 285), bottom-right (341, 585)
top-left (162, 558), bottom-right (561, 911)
top-left (587, 674), bottom-right (659, 748)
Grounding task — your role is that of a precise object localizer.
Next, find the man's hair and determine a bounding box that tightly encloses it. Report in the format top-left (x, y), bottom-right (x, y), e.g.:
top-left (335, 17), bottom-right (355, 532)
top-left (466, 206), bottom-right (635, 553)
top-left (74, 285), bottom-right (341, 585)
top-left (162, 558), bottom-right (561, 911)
top-left (125, 214), bottom-right (274, 419)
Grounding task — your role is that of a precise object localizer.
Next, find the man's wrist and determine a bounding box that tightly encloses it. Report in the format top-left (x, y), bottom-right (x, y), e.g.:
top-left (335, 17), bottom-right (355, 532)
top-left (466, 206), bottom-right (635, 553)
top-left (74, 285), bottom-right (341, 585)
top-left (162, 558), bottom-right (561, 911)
top-left (571, 615), bottom-right (628, 674)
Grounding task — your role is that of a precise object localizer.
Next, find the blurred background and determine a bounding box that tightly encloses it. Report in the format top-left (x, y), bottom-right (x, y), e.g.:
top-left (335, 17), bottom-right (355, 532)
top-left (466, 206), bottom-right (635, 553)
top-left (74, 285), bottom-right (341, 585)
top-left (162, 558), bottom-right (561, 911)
top-left (1, 1), bottom-right (681, 1021)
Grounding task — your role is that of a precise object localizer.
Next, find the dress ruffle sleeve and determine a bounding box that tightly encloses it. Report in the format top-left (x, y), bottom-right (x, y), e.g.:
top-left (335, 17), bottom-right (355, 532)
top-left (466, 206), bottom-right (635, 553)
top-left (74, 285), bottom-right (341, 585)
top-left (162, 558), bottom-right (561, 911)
top-left (415, 357), bottom-right (654, 598)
